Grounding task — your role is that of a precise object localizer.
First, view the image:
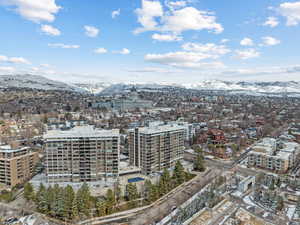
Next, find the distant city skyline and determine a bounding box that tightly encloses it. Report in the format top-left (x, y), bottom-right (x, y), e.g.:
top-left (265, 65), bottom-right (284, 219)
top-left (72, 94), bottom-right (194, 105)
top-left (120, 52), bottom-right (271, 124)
top-left (0, 0), bottom-right (300, 83)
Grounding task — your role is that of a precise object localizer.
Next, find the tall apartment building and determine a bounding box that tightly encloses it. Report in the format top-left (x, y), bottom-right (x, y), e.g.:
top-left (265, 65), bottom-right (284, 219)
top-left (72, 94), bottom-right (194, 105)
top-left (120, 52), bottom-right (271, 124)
top-left (247, 138), bottom-right (300, 173)
top-left (44, 126), bottom-right (120, 183)
top-left (129, 125), bottom-right (185, 175)
top-left (0, 145), bottom-right (39, 187)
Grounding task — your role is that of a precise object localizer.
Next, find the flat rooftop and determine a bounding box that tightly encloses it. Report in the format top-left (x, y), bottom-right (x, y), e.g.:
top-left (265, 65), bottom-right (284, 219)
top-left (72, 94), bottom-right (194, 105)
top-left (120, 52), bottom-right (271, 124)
top-left (43, 125), bottom-right (120, 139)
top-left (0, 145), bottom-right (29, 153)
top-left (132, 124), bottom-right (185, 135)
top-left (250, 138), bottom-right (299, 160)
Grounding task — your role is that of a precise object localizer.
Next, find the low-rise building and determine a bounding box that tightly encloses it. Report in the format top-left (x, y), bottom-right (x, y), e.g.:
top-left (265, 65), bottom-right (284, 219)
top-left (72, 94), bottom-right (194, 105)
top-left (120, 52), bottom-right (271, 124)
top-left (0, 145), bottom-right (39, 187)
top-left (247, 138), bottom-right (300, 173)
top-left (207, 129), bottom-right (226, 145)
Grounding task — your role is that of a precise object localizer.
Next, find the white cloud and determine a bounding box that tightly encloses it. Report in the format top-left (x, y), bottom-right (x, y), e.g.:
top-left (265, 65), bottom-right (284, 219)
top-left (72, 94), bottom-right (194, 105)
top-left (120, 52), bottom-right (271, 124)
top-left (134, 0), bottom-right (223, 35)
top-left (220, 39), bottom-right (229, 43)
top-left (48, 43), bottom-right (80, 49)
top-left (263, 17), bottom-right (279, 27)
top-left (128, 67), bottom-right (182, 73)
top-left (278, 1), bottom-right (300, 26)
top-left (113, 48), bottom-right (131, 55)
top-left (41, 24), bottom-right (61, 36)
top-left (261, 36), bottom-right (280, 46)
top-left (152, 33), bottom-right (182, 41)
top-left (84, 25), bottom-right (99, 37)
top-left (235, 49), bottom-right (260, 60)
top-left (134, 0), bottom-right (164, 33)
top-left (1, 0), bottom-right (61, 23)
top-left (165, 0), bottom-right (187, 10)
top-left (9, 57), bottom-right (30, 64)
top-left (145, 51), bottom-right (225, 69)
top-left (144, 41), bottom-right (229, 69)
top-left (182, 42), bottom-right (231, 57)
top-left (161, 7), bottom-right (223, 34)
top-left (112, 9), bottom-right (121, 18)
top-left (220, 65), bottom-right (300, 80)
top-left (94, 48), bottom-right (108, 54)
top-left (40, 63), bottom-right (51, 68)
top-left (0, 55), bottom-right (31, 64)
top-left (240, 38), bottom-right (254, 46)
top-left (0, 66), bottom-right (15, 73)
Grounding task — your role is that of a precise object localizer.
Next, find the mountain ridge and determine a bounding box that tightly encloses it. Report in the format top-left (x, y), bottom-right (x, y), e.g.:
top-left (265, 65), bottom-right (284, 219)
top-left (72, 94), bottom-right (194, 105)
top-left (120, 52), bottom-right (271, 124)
top-left (0, 74), bottom-right (300, 95)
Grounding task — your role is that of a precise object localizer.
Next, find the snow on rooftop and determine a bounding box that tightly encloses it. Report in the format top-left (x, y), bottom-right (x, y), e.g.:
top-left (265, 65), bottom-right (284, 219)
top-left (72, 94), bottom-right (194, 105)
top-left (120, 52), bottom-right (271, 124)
top-left (44, 125), bottom-right (119, 139)
top-left (250, 138), bottom-right (299, 159)
top-left (0, 145), bottom-right (29, 153)
top-left (132, 124), bottom-right (185, 134)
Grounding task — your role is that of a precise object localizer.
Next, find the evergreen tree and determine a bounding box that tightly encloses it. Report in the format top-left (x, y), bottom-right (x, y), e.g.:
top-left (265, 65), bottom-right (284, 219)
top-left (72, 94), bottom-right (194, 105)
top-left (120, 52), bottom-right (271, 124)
top-left (76, 183), bottom-right (92, 217)
top-left (46, 186), bottom-right (55, 215)
top-left (24, 182), bottom-right (35, 201)
top-left (194, 154), bottom-right (205, 172)
top-left (144, 180), bottom-right (152, 203)
top-left (105, 189), bottom-right (116, 214)
top-left (96, 200), bottom-right (107, 217)
top-left (173, 161), bottom-right (185, 186)
top-left (149, 183), bottom-right (159, 203)
top-left (126, 183), bottom-right (139, 208)
top-left (35, 183), bottom-right (48, 214)
top-left (64, 185), bottom-right (76, 219)
top-left (159, 169), bottom-right (171, 195)
top-left (71, 198), bottom-right (78, 219)
top-left (51, 184), bottom-right (65, 218)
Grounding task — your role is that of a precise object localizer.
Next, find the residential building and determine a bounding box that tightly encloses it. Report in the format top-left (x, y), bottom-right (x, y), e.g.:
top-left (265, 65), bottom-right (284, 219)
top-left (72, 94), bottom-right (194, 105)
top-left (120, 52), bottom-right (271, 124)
top-left (44, 126), bottom-right (120, 183)
top-left (207, 129), bottom-right (226, 145)
top-left (92, 88), bottom-right (153, 111)
top-left (247, 138), bottom-right (300, 173)
top-left (0, 145), bottom-right (39, 187)
top-left (129, 125), bottom-right (185, 175)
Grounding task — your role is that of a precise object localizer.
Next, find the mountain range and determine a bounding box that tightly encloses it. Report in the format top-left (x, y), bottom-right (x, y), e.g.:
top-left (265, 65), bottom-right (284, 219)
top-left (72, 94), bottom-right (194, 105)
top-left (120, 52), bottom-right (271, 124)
top-left (0, 74), bottom-right (85, 93)
top-left (0, 74), bottom-right (300, 95)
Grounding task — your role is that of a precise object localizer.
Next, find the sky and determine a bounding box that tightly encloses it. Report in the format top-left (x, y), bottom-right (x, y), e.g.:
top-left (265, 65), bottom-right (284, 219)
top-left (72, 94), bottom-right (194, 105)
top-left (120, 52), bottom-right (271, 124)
top-left (0, 0), bottom-right (300, 84)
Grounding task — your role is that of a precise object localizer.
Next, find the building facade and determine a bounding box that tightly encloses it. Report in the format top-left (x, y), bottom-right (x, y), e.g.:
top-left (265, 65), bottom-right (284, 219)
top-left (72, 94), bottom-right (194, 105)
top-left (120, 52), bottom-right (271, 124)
top-left (92, 88), bottom-right (153, 111)
top-left (247, 138), bottom-right (300, 173)
top-left (44, 126), bottom-right (120, 183)
top-left (0, 145), bottom-right (39, 187)
top-left (129, 125), bottom-right (185, 175)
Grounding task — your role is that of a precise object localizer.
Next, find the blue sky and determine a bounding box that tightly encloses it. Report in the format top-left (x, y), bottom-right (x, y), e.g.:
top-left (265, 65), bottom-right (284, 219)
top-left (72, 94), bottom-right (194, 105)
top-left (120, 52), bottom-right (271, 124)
top-left (0, 0), bottom-right (300, 83)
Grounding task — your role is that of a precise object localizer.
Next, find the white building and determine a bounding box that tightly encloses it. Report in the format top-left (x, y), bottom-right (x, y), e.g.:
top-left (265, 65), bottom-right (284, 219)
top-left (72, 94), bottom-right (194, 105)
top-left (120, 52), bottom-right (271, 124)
top-left (247, 138), bottom-right (300, 173)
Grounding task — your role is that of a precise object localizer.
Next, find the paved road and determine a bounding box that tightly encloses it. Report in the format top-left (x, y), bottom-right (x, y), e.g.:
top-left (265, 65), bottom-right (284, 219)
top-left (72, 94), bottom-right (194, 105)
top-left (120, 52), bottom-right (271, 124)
top-left (129, 169), bottom-right (221, 225)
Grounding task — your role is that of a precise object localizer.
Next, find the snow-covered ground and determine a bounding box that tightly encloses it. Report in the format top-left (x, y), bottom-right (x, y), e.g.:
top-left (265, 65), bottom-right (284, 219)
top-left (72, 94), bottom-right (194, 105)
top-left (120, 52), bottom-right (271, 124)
top-left (286, 205), bottom-right (296, 220)
top-left (19, 215), bottom-right (37, 225)
top-left (243, 195), bottom-right (257, 207)
top-left (30, 173), bottom-right (115, 193)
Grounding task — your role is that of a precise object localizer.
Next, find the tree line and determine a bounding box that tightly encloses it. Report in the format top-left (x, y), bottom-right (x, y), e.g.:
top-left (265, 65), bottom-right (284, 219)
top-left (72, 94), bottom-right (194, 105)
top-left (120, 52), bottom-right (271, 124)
top-left (24, 161), bottom-right (195, 221)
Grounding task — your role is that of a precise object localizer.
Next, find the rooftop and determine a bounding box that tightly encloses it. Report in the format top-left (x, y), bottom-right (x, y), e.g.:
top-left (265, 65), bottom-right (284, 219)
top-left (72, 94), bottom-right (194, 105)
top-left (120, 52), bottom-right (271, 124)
top-left (43, 125), bottom-right (120, 139)
top-left (132, 124), bottom-right (185, 135)
top-left (0, 145), bottom-right (29, 153)
top-left (251, 138), bottom-right (299, 160)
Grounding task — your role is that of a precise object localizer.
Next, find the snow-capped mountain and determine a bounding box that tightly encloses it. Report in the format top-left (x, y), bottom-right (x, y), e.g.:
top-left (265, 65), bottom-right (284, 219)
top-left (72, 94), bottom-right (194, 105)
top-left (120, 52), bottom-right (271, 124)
top-left (183, 80), bottom-right (300, 93)
top-left (1, 75), bottom-right (299, 95)
top-left (78, 80), bottom-right (300, 95)
top-left (0, 74), bottom-right (86, 93)
top-left (73, 82), bottom-right (112, 94)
